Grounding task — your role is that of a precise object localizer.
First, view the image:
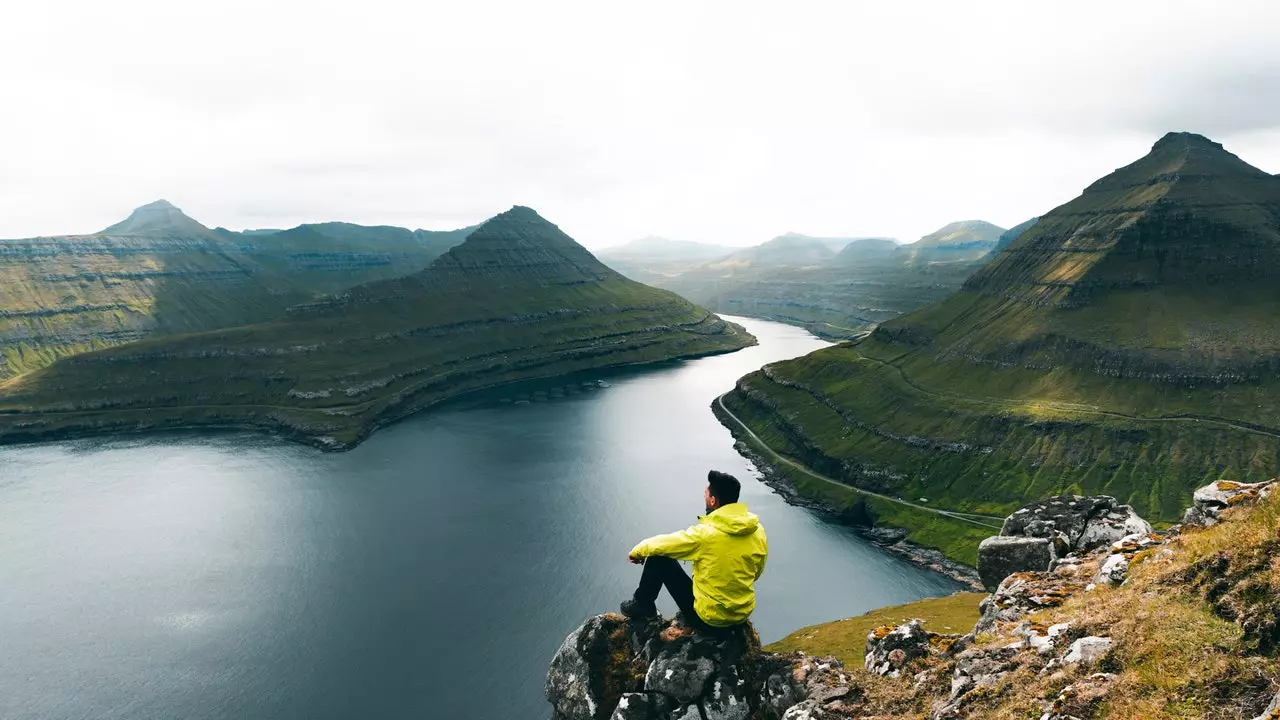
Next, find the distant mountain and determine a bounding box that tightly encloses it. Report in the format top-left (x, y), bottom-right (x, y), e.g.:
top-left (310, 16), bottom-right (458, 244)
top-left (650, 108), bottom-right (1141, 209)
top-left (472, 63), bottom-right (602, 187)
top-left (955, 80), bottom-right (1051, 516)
top-left (0, 202), bottom-right (477, 379)
top-left (894, 220), bottom-right (1005, 264)
top-left (0, 207), bottom-right (754, 449)
top-left (992, 216), bottom-right (1040, 253)
top-left (597, 236), bottom-right (734, 284)
top-left (725, 132), bottom-right (1280, 566)
top-left (832, 237), bottom-right (900, 264)
top-left (651, 222), bottom-right (1001, 339)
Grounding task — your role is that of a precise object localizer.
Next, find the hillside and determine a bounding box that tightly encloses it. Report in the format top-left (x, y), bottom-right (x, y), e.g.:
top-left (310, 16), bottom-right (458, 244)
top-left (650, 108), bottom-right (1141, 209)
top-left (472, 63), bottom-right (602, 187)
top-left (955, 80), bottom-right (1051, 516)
top-left (0, 207), bottom-right (754, 450)
top-left (723, 132), bottom-right (1280, 565)
top-left (551, 483), bottom-right (1280, 719)
top-left (0, 200), bottom-right (476, 379)
top-left (654, 224), bottom-right (1003, 340)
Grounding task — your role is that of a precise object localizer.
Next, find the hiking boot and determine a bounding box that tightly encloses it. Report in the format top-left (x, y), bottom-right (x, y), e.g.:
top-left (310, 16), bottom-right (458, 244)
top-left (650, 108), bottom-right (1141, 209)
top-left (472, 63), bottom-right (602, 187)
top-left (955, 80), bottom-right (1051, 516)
top-left (620, 598), bottom-right (657, 619)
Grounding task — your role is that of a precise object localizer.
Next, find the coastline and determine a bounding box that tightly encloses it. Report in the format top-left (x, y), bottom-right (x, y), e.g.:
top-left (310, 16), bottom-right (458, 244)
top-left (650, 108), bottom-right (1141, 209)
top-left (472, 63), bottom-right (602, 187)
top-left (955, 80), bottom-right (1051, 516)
top-left (0, 332), bottom-right (756, 454)
top-left (710, 398), bottom-right (984, 591)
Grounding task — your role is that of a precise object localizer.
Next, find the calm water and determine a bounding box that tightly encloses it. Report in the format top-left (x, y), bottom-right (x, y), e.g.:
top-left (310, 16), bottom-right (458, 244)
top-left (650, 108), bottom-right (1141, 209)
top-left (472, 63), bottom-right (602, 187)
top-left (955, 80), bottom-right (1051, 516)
top-left (0, 316), bottom-right (960, 720)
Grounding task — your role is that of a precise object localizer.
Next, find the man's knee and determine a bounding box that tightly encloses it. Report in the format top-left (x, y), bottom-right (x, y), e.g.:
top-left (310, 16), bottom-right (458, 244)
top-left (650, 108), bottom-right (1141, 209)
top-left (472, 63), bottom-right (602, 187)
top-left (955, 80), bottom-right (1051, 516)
top-left (645, 555), bottom-right (678, 570)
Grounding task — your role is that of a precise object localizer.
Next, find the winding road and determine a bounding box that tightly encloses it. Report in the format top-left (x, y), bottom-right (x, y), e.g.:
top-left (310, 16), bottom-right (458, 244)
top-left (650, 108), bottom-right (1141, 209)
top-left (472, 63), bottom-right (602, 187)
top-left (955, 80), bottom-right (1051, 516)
top-left (715, 392), bottom-right (1006, 530)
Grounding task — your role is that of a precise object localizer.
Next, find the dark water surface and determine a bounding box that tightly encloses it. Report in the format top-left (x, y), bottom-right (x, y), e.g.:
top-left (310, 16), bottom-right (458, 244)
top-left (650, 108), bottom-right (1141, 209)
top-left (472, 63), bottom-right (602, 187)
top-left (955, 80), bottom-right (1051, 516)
top-left (0, 317), bottom-right (960, 720)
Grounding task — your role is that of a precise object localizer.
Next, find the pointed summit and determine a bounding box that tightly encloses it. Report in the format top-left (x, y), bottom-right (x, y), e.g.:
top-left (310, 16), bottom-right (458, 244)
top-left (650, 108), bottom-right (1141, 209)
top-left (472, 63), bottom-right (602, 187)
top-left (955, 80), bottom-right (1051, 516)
top-left (98, 200), bottom-right (213, 237)
top-left (966, 132), bottom-right (1280, 304)
top-left (417, 206), bottom-right (617, 287)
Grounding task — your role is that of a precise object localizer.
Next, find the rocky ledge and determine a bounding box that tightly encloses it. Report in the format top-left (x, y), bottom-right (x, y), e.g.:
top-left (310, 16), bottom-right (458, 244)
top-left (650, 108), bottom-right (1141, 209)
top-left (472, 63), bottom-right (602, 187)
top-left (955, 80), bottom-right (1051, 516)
top-left (549, 477), bottom-right (1280, 719)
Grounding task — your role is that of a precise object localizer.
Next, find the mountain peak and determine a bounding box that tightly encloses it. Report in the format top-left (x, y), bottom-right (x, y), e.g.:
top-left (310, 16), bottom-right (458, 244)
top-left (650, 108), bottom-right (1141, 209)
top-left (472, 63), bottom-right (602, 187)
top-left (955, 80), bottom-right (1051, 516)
top-left (98, 200), bottom-right (213, 237)
top-left (1151, 131), bottom-right (1223, 152)
top-left (419, 206), bottom-right (616, 286)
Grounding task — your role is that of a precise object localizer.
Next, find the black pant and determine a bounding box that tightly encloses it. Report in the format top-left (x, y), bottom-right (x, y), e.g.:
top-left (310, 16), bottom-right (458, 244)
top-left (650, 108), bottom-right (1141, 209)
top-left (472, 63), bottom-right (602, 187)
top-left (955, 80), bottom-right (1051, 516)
top-left (634, 556), bottom-right (732, 634)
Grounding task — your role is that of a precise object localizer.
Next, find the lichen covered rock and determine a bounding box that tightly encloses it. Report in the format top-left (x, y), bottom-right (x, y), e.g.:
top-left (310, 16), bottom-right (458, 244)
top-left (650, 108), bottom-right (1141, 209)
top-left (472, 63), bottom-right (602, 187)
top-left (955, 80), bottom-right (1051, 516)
top-left (864, 619), bottom-right (932, 676)
top-left (1184, 479), bottom-right (1276, 527)
top-left (977, 535), bottom-right (1056, 591)
top-left (548, 613), bottom-right (852, 720)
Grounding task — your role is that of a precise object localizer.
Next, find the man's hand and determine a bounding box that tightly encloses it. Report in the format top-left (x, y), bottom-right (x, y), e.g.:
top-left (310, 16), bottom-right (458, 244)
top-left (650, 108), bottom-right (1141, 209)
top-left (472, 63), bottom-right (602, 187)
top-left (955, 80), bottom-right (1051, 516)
top-left (628, 554), bottom-right (645, 565)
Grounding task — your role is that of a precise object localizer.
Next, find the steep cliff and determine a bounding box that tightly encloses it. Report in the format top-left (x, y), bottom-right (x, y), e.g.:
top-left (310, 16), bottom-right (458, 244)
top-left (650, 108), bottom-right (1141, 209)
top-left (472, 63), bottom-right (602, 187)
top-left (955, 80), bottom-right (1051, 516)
top-left (0, 200), bottom-right (476, 379)
top-left (723, 133), bottom-right (1280, 564)
top-left (0, 207), bottom-right (754, 450)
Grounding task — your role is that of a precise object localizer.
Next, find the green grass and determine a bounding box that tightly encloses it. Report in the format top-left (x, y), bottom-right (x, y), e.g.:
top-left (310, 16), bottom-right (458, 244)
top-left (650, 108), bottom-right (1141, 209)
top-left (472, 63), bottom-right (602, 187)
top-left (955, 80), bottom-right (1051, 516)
top-left (765, 592), bottom-right (985, 666)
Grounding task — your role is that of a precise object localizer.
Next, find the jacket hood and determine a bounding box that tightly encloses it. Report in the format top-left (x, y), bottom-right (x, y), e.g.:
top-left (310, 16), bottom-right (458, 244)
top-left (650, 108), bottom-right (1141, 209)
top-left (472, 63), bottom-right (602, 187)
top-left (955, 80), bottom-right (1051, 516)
top-left (701, 503), bottom-right (760, 536)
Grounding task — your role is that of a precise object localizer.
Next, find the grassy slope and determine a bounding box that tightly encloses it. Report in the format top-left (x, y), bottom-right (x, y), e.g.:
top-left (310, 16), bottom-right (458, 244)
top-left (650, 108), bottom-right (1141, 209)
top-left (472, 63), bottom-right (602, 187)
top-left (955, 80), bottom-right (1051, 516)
top-left (0, 266), bottom-right (753, 449)
top-left (769, 493), bottom-right (1280, 719)
top-left (765, 592), bottom-right (985, 667)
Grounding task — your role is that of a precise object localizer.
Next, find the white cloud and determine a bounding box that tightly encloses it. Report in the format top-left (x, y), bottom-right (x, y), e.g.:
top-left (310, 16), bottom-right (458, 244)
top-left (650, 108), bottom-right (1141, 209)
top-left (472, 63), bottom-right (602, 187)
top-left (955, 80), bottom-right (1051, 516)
top-left (1, 0), bottom-right (1277, 245)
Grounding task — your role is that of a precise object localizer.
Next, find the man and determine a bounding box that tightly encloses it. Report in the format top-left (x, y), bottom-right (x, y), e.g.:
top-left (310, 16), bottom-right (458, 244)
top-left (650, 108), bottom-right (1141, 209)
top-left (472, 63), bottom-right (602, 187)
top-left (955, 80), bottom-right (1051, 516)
top-left (621, 470), bottom-right (768, 632)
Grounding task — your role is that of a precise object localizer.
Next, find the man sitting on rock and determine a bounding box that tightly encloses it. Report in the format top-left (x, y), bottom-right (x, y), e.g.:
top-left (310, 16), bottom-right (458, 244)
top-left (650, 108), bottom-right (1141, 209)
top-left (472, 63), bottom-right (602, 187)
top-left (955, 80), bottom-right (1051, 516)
top-left (621, 470), bottom-right (768, 633)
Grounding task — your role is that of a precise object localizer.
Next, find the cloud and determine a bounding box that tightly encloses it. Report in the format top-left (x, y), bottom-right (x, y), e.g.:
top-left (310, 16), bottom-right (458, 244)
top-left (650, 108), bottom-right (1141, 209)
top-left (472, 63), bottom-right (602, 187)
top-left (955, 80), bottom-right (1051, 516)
top-left (1, 0), bottom-right (1277, 245)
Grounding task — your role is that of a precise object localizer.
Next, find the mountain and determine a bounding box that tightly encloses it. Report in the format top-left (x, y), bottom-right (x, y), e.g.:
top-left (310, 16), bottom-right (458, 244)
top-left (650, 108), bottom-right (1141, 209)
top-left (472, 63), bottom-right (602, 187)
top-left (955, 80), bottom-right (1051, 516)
top-left (722, 132), bottom-right (1280, 565)
top-left (893, 219), bottom-right (1005, 264)
top-left (991, 215), bottom-right (1039, 253)
top-left (0, 201), bottom-right (476, 379)
top-left (653, 222), bottom-right (1001, 339)
top-left (596, 236), bottom-right (734, 284)
top-left (0, 207), bottom-right (754, 449)
top-left (832, 237), bottom-right (900, 264)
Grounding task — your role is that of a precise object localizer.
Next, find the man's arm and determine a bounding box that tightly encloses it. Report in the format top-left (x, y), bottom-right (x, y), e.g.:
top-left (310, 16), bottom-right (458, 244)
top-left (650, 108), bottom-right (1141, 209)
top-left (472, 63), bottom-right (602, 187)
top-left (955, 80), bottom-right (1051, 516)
top-left (629, 525), bottom-right (706, 562)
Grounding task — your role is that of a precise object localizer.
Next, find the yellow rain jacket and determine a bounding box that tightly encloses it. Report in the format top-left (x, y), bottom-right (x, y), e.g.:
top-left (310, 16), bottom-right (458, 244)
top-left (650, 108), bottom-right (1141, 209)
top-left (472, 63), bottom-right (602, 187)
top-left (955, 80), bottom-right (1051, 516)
top-left (629, 502), bottom-right (768, 627)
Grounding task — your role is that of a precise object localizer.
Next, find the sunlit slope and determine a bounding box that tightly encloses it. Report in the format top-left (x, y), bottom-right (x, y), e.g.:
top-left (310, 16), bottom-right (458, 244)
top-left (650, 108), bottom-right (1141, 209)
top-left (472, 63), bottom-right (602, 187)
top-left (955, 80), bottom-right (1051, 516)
top-left (726, 133), bottom-right (1280, 551)
top-left (0, 207), bottom-right (754, 449)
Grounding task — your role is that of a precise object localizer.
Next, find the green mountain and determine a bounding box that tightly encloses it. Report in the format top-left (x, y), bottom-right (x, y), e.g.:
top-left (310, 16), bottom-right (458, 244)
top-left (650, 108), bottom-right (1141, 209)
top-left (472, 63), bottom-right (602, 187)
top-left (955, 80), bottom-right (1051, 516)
top-left (991, 215), bottom-right (1040, 253)
top-left (0, 200), bottom-right (475, 379)
top-left (0, 206), bottom-right (754, 449)
top-left (653, 223), bottom-right (1003, 340)
top-left (722, 132), bottom-right (1280, 564)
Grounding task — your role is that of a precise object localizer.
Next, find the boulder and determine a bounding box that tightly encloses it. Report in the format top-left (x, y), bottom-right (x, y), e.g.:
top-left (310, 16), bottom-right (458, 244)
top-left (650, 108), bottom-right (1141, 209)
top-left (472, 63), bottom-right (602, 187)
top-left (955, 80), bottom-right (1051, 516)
top-left (1184, 480), bottom-right (1276, 527)
top-left (1093, 554), bottom-right (1129, 586)
top-left (1252, 690), bottom-right (1280, 720)
top-left (865, 619), bottom-right (931, 676)
top-left (1063, 636), bottom-right (1112, 667)
top-left (1000, 495), bottom-right (1151, 553)
top-left (977, 536), bottom-right (1056, 591)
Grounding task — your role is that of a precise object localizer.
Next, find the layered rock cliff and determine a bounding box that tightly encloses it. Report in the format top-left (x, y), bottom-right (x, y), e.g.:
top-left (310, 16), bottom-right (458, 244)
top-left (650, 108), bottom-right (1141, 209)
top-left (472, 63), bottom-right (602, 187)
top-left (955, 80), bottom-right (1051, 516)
top-left (0, 207), bottom-right (754, 450)
top-left (0, 200), bottom-right (478, 379)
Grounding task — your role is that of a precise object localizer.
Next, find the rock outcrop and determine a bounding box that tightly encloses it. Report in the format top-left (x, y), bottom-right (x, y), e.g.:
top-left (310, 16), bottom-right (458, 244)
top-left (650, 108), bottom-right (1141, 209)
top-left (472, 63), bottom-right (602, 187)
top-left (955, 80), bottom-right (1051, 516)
top-left (977, 495), bottom-right (1152, 590)
top-left (546, 613), bottom-right (837, 720)
top-left (1183, 479), bottom-right (1276, 527)
top-left (551, 480), bottom-right (1280, 719)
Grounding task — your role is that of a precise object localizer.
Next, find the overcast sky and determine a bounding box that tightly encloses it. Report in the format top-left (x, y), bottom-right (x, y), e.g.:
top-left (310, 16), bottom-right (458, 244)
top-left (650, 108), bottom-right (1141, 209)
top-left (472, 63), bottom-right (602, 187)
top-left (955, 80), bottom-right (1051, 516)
top-left (3, 1), bottom-right (1279, 248)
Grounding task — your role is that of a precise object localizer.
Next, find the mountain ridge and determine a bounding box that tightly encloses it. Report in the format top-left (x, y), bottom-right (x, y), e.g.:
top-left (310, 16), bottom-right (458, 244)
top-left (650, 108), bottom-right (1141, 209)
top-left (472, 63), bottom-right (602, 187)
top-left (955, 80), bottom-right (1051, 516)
top-left (721, 132), bottom-right (1280, 566)
top-left (0, 206), bottom-right (754, 449)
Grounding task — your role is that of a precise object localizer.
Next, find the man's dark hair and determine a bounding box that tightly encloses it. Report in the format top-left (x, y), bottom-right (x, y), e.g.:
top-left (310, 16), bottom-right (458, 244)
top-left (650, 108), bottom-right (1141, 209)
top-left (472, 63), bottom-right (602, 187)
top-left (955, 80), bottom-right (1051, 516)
top-left (707, 470), bottom-right (741, 505)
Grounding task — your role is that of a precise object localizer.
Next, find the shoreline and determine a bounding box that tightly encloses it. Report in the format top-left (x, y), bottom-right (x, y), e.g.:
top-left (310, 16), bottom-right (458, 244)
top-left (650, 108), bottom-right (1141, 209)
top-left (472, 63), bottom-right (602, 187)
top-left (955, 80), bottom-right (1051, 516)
top-left (0, 336), bottom-right (756, 455)
top-left (710, 398), bottom-right (984, 591)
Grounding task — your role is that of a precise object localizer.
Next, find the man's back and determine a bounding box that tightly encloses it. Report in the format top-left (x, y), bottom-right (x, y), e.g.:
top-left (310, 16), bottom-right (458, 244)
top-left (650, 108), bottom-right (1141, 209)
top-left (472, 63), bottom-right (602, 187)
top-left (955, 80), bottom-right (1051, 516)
top-left (629, 502), bottom-right (767, 627)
